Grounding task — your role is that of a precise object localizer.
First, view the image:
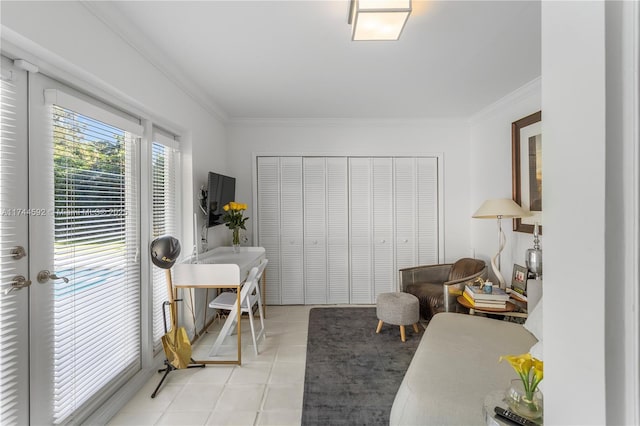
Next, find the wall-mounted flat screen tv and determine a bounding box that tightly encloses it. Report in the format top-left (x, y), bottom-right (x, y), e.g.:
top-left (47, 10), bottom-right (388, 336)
top-left (207, 171), bottom-right (236, 227)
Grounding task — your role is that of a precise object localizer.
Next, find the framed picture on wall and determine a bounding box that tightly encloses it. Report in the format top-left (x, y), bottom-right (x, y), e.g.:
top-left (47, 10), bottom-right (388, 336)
top-left (512, 111), bottom-right (542, 234)
top-left (511, 264), bottom-right (528, 294)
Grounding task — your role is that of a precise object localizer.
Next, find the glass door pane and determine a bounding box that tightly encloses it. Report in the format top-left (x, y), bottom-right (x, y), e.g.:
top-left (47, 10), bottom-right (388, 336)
top-left (29, 73), bottom-right (141, 425)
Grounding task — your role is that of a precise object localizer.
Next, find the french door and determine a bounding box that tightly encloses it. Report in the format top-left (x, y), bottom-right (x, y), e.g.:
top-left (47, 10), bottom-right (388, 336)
top-left (0, 55), bottom-right (29, 426)
top-left (0, 58), bottom-right (142, 425)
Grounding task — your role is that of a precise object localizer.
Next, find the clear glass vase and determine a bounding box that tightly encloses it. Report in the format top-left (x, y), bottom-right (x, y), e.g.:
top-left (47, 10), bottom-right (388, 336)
top-left (231, 228), bottom-right (240, 253)
top-left (505, 379), bottom-right (543, 421)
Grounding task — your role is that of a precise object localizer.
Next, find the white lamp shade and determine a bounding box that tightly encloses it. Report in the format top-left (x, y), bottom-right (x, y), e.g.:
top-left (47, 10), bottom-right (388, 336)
top-left (351, 0), bottom-right (411, 41)
top-left (472, 198), bottom-right (531, 219)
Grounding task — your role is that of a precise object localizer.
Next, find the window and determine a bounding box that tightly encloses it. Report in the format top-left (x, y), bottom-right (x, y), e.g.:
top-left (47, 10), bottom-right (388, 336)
top-left (151, 129), bottom-right (180, 350)
top-left (47, 89), bottom-right (142, 424)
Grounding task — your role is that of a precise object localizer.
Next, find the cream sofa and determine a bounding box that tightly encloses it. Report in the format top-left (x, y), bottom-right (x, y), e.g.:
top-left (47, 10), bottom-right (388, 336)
top-left (390, 312), bottom-right (538, 425)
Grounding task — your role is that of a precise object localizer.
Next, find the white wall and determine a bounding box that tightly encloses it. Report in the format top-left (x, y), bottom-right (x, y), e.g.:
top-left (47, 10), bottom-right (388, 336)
top-left (542, 2), bottom-right (607, 424)
top-left (226, 119), bottom-right (472, 262)
top-left (0, 1), bottom-right (228, 253)
top-left (604, 1), bottom-right (639, 424)
top-left (469, 78), bottom-right (541, 286)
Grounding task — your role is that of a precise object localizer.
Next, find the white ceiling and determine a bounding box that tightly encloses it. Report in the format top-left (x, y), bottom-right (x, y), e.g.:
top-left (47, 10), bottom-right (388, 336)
top-left (93, 1), bottom-right (541, 120)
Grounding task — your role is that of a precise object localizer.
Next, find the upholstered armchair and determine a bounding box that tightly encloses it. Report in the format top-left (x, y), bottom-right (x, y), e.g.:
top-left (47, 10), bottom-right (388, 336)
top-left (399, 258), bottom-right (487, 320)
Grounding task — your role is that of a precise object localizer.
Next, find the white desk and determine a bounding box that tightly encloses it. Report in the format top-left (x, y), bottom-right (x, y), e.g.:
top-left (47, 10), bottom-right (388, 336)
top-left (176, 247), bottom-right (266, 365)
top-left (192, 247), bottom-right (266, 278)
top-left (173, 263), bottom-right (243, 365)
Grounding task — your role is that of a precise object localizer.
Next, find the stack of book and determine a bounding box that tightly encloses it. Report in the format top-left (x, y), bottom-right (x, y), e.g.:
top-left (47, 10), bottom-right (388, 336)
top-left (463, 285), bottom-right (510, 309)
top-left (506, 288), bottom-right (527, 303)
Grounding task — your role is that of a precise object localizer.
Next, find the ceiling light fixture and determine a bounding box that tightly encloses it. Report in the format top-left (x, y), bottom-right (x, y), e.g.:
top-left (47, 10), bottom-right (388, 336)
top-left (348, 0), bottom-right (412, 41)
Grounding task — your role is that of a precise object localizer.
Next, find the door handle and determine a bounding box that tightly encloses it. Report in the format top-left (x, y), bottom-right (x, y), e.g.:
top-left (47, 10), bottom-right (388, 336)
top-left (4, 275), bottom-right (32, 294)
top-left (10, 246), bottom-right (27, 260)
top-left (37, 270), bottom-right (70, 284)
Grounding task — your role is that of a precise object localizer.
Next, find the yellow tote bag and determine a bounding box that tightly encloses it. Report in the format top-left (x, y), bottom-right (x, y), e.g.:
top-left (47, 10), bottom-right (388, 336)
top-left (161, 326), bottom-right (192, 369)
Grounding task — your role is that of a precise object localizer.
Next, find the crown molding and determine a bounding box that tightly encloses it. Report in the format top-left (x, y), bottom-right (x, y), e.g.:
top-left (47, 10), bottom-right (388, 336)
top-left (228, 116), bottom-right (468, 128)
top-left (81, 1), bottom-right (229, 123)
top-left (468, 77), bottom-right (541, 125)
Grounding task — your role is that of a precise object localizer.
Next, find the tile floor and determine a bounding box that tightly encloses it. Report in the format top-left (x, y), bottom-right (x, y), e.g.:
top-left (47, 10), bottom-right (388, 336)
top-left (107, 305), bottom-right (314, 426)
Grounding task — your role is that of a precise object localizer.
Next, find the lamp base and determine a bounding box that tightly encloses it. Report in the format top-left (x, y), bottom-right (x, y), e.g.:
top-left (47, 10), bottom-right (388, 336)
top-left (491, 251), bottom-right (506, 288)
top-left (492, 220), bottom-right (507, 288)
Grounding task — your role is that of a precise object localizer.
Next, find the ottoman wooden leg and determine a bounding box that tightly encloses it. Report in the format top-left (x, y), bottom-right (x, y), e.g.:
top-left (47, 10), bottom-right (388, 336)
top-left (376, 320), bottom-right (384, 334)
top-left (400, 325), bottom-right (406, 342)
top-left (413, 323), bottom-right (420, 333)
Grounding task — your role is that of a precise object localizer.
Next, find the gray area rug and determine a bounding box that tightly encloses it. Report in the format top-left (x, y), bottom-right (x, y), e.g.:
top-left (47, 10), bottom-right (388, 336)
top-left (302, 307), bottom-right (423, 426)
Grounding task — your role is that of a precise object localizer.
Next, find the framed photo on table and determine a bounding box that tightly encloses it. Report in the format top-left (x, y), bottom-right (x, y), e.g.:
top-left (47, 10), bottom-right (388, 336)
top-left (511, 264), bottom-right (528, 295)
top-left (512, 111), bottom-right (542, 234)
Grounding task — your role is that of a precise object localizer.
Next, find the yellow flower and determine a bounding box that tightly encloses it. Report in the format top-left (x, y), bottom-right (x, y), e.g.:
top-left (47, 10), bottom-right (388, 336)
top-left (520, 354), bottom-right (533, 372)
top-left (501, 352), bottom-right (543, 416)
top-left (533, 359), bottom-right (544, 382)
top-left (222, 201), bottom-right (250, 234)
top-left (500, 352), bottom-right (543, 399)
top-left (500, 354), bottom-right (531, 375)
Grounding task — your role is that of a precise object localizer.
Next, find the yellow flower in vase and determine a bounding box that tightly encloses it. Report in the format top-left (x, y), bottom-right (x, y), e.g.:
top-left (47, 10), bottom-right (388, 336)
top-left (500, 353), bottom-right (544, 420)
top-left (222, 201), bottom-right (249, 248)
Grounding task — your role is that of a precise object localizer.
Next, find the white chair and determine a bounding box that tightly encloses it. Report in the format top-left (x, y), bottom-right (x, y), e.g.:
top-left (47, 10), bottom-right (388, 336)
top-left (209, 258), bottom-right (268, 356)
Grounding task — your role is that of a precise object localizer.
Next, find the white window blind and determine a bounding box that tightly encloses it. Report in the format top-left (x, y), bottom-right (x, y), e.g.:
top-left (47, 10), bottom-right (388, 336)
top-left (50, 100), bottom-right (140, 423)
top-left (151, 129), bottom-right (180, 350)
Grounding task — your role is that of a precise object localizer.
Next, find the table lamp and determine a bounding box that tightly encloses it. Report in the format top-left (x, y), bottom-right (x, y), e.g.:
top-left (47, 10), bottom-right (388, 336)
top-left (473, 198), bottom-right (531, 288)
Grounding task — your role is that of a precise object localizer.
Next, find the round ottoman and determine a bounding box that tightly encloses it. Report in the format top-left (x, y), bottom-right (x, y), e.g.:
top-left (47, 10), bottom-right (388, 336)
top-left (376, 292), bottom-right (420, 342)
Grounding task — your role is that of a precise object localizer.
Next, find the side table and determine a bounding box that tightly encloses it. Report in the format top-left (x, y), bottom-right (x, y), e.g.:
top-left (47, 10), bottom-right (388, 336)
top-left (457, 295), bottom-right (528, 319)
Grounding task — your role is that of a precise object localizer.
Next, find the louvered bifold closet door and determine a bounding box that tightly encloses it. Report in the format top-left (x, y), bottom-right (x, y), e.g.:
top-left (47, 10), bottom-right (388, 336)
top-left (372, 158), bottom-right (394, 298)
top-left (303, 157), bottom-right (327, 304)
top-left (151, 129), bottom-right (180, 351)
top-left (326, 158), bottom-right (349, 304)
top-left (395, 158), bottom-right (418, 285)
top-left (279, 157), bottom-right (304, 304)
top-left (0, 56), bottom-right (29, 426)
top-left (29, 75), bottom-right (143, 425)
top-left (349, 158), bottom-right (373, 304)
top-left (257, 157), bottom-right (281, 305)
top-left (417, 158), bottom-right (439, 264)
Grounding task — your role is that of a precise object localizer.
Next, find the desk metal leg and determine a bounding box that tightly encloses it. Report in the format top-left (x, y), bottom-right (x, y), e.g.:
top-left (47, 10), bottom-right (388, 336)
top-left (202, 288), bottom-right (208, 333)
top-left (237, 285), bottom-right (242, 363)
